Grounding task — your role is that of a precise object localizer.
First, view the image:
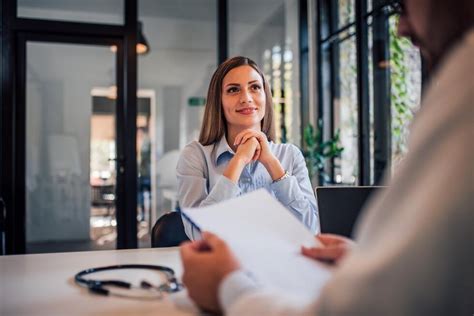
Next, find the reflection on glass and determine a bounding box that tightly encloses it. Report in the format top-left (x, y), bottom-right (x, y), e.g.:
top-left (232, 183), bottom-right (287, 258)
top-left (25, 42), bottom-right (116, 253)
top-left (334, 36), bottom-right (358, 185)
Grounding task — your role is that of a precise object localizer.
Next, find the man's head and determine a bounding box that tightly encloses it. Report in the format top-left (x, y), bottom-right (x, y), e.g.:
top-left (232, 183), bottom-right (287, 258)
top-left (396, 0), bottom-right (474, 71)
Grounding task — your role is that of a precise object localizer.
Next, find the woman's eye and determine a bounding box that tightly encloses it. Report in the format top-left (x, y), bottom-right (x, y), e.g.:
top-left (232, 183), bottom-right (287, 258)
top-left (227, 87), bottom-right (239, 93)
top-left (251, 84), bottom-right (262, 91)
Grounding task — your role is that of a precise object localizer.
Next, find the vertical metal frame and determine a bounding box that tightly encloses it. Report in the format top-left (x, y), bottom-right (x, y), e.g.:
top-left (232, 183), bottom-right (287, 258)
top-left (372, 0), bottom-right (391, 184)
top-left (117, 0), bottom-right (138, 249)
top-left (299, 0), bottom-right (310, 145)
top-left (1, 0), bottom-right (21, 254)
top-left (355, 0), bottom-right (370, 185)
top-left (217, 0), bottom-right (228, 64)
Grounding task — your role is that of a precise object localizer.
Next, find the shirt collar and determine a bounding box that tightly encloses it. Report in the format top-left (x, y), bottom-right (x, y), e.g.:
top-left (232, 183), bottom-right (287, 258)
top-left (215, 136), bottom-right (235, 165)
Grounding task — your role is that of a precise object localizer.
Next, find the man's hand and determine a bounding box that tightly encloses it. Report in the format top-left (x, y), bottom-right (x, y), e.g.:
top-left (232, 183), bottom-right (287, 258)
top-left (180, 231), bottom-right (241, 313)
top-left (301, 233), bottom-right (355, 265)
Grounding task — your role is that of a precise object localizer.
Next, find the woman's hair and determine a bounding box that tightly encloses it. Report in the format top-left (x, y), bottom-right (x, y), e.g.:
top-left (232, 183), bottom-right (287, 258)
top-left (198, 56), bottom-right (275, 146)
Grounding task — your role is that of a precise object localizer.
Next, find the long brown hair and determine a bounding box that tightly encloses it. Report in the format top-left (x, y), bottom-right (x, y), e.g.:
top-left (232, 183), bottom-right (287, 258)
top-left (199, 56), bottom-right (275, 146)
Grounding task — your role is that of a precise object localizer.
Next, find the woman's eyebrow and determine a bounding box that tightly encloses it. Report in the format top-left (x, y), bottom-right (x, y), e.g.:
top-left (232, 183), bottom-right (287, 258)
top-left (224, 79), bottom-right (260, 88)
top-left (224, 82), bottom-right (240, 88)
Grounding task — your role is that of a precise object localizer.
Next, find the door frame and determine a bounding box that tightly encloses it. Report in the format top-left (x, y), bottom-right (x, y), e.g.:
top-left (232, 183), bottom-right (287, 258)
top-left (1, 0), bottom-right (138, 254)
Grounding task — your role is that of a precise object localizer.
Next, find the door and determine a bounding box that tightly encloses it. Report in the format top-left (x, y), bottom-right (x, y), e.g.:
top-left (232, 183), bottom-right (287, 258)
top-left (13, 33), bottom-right (135, 253)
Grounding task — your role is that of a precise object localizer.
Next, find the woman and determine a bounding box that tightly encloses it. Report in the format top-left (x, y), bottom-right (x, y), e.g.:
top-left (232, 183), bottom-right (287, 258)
top-left (177, 56), bottom-right (318, 239)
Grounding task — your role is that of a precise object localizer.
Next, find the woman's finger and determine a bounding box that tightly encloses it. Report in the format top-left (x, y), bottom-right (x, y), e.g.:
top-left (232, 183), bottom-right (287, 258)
top-left (240, 134), bottom-right (253, 145)
top-left (252, 147), bottom-right (261, 161)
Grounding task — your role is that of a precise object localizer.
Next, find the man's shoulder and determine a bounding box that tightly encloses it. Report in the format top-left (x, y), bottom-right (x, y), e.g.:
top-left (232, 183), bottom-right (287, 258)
top-left (411, 30), bottom-right (474, 146)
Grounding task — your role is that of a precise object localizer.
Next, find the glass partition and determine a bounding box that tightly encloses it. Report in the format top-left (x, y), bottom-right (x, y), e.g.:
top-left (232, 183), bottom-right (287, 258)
top-left (138, 0), bottom-right (217, 246)
top-left (26, 42), bottom-right (117, 253)
top-left (229, 0), bottom-right (302, 145)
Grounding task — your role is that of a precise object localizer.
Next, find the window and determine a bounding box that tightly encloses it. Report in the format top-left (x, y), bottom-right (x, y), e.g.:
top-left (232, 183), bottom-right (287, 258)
top-left (317, 0), bottom-right (422, 185)
top-left (229, 0), bottom-right (302, 145)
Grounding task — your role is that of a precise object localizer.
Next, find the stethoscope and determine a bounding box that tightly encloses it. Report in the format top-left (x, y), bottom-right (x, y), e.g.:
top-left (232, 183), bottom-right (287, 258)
top-left (75, 264), bottom-right (183, 299)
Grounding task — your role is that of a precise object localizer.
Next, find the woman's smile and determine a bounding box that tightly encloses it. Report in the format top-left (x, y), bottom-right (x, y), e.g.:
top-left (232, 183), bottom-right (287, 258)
top-left (236, 107), bottom-right (258, 115)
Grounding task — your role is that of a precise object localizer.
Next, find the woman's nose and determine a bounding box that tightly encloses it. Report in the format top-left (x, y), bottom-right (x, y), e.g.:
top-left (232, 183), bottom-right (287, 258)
top-left (240, 90), bottom-right (252, 104)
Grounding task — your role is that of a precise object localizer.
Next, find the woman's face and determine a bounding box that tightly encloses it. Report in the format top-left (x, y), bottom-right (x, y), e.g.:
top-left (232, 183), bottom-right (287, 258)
top-left (221, 65), bottom-right (266, 134)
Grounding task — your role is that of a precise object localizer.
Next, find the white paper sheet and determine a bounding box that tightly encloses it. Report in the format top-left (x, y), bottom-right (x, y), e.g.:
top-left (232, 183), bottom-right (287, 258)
top-left (182, 189), bottom-right (333, 303)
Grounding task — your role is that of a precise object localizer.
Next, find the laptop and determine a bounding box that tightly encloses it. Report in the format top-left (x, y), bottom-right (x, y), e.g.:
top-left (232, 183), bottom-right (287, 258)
top-left (316, 186), bottom-right (385, 238)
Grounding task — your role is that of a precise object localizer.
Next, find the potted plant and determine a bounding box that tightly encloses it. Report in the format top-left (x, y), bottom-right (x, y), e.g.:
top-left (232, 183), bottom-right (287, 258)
top-left (302, 119), bottom-right (344, 185)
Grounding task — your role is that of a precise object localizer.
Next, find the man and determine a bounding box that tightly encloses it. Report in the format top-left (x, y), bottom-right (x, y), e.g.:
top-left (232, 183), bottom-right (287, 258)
top-left (180, 0), bottom-right (474, 314)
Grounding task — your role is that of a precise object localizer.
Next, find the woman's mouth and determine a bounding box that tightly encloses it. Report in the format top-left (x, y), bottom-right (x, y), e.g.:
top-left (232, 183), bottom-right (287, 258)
top-left (236, 107), bottom-right (257, 115)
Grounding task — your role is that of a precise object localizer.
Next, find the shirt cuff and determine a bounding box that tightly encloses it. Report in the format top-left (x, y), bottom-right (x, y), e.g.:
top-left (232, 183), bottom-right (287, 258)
top-left (206, 175), bottom-right (241, 203)
top-left (219, 270), bottom-right (260, 313)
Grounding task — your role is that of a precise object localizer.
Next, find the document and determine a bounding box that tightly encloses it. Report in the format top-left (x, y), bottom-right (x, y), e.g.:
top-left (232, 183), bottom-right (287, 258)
top-left (182, 189), bottom-right (333, 304)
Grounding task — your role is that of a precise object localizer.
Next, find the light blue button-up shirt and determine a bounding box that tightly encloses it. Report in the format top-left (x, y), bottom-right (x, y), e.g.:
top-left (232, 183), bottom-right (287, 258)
top-left (176, 136), bottom-right (319, 239)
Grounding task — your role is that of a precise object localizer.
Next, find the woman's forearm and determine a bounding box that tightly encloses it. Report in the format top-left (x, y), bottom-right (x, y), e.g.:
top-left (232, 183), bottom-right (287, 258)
top-left (262, 157), bottom-right (286, 181)
top-left (223, 156), bottom-right (247, 183)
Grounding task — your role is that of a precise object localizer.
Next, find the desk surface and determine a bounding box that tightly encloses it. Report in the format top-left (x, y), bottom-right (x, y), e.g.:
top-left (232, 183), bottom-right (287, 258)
top-left (0, 248), bottom-right (195, 316)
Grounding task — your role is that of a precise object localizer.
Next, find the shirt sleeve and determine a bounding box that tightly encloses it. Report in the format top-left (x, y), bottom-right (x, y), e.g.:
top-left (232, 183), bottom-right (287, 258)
top-left (176, 142), bottom-right (241, 239)
top-left (219, 270), bottom-right (320, 316)
top-left (270, 145), bottom-right (320, 233)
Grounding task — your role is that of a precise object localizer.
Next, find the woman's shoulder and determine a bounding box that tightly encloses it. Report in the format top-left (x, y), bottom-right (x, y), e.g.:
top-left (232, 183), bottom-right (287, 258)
top-left (180, 140), bottom-right (215, 162)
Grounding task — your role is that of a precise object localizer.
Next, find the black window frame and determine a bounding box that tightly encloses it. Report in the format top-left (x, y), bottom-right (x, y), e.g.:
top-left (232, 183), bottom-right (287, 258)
top-left (316, 0), bottom-right (417, 186)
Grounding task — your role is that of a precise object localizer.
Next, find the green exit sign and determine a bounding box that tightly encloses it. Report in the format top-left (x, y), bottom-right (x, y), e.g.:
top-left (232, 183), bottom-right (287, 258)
top-left (188, 97), bottom-right (206, 107)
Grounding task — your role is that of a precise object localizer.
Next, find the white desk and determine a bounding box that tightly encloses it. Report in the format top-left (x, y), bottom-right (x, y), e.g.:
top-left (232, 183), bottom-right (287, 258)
top-left (0, 248), bottom-right (196, 316)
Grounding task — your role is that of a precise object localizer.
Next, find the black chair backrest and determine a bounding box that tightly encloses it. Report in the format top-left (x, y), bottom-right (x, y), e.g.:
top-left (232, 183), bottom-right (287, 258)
top-left (316, 186), bottom-right (385, 238)
top-left (151, 211), bottom-right (190, 248)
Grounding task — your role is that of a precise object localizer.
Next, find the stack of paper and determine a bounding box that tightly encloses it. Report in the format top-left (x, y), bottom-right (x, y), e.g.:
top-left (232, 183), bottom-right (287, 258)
top-left (182, 189), bottom-right (332, 303)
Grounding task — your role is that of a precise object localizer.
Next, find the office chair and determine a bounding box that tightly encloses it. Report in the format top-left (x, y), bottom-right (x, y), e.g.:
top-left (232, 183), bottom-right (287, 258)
top-left (151, 211), bottom-right (189, 247)
top-left (91, 184), bottom-right (115, 217)
top-left (316, 186), bottom-right (384, 238)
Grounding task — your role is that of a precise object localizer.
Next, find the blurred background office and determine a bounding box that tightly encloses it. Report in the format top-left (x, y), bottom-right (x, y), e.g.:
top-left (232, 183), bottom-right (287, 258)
top-left (0, 0), bottom-right (422, 255)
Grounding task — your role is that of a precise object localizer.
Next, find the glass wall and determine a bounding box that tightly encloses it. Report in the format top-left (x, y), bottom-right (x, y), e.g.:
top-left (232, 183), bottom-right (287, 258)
top-left (26, 42), bottom-right (117, 253)
top-left (334, 36), bottom-right (358, 185)
top-left (317, 0), bottom-right (423, 185)
top-left (137, 0), bottom-right (217, 245)
top-left (229, 0), bottom-right (302, 145)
